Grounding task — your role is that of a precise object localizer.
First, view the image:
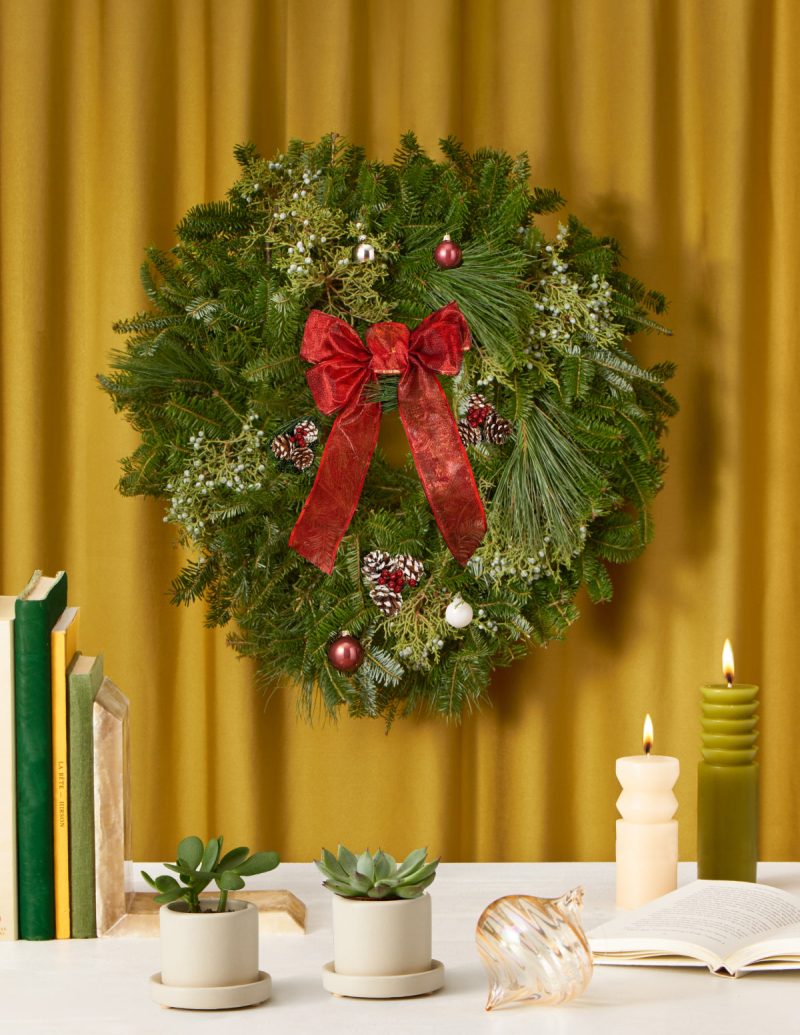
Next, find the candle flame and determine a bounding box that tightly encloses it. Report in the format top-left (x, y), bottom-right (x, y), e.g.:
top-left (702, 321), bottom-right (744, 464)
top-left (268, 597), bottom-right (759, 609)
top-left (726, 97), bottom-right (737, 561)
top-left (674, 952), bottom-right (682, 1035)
top-left (722, 639), bottom-right (735, 687)
top-left (643, 713), bottom-right (654, 755)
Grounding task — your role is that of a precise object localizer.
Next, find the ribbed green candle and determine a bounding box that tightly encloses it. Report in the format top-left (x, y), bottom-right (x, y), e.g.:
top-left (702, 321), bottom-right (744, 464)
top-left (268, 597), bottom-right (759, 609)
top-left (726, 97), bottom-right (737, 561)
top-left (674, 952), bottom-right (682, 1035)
top-left (697, 682), bottom-right (759, 882)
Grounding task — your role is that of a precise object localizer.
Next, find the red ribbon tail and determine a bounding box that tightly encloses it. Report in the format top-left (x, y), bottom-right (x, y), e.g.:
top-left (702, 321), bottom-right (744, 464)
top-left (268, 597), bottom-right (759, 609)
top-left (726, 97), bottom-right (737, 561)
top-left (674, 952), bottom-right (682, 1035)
top-left (398, 369), bottom-right (486, 566)
top-left (289, 402), bottom-right (382, 573)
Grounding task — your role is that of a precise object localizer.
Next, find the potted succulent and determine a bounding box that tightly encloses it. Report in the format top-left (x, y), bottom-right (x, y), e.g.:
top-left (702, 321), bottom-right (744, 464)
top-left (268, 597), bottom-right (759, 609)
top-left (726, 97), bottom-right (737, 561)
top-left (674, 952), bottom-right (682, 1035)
top-left (316, 844), bottom-right (445, 998)
top-left (144, 835), bottom-right (279, 1010)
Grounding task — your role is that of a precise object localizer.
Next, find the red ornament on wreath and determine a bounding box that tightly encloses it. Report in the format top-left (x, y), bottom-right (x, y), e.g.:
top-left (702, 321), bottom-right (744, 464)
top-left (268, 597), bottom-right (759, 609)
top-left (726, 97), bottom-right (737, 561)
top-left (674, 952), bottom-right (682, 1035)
top-left (328, 634), bottom-right (364, 672)
top-left (433, 233), bottom-right (463, 269)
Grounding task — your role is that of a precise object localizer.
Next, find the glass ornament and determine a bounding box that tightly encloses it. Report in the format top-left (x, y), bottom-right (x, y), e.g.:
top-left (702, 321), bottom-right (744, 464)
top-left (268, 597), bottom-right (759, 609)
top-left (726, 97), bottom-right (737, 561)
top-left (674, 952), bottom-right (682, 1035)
top-left (475, 887), bottom-right (593, 1010)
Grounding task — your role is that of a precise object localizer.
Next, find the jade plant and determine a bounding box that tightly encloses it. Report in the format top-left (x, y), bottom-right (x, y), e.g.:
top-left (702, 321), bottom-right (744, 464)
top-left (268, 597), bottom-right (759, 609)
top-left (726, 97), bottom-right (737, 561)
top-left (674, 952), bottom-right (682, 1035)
top-left (142, 835), bottom-right (279, 913)
top-left (316, 845), bottom-right (439, 900)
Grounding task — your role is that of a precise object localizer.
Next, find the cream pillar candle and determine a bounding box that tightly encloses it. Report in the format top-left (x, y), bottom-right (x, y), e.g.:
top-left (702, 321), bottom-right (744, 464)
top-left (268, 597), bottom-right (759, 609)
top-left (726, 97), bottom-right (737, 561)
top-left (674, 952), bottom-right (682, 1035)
top-left (616, 715), bottom-right (679, 910)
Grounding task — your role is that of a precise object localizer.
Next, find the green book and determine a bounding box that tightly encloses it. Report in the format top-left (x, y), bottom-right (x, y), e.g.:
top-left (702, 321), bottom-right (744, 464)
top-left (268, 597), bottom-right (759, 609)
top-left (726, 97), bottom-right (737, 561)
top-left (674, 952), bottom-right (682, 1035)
top-left (68, 653), bottom-right (103, 938)
top-left (14, 570), bottom-right (68, 940)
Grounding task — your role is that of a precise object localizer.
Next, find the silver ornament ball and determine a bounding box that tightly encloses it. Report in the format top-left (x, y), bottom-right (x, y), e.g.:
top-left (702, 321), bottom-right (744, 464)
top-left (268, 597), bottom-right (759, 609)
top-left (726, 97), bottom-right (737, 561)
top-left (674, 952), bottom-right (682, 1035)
top-left (354, 241), bottom-right (376, 263)
top-left (445, 597), bottom-right (474, 628)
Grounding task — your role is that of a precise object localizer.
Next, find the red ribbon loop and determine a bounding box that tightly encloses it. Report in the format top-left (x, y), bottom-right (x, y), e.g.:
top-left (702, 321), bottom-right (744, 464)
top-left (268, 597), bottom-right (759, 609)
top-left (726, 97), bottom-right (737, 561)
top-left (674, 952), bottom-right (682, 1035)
top-left (289, 302), bottom-right (487, 574)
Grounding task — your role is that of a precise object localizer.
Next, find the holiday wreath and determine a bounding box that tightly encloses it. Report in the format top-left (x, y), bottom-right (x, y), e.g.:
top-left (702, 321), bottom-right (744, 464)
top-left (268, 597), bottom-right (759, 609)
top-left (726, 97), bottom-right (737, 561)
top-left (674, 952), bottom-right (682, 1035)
top-left (101, 134), bottom-right (676, 722)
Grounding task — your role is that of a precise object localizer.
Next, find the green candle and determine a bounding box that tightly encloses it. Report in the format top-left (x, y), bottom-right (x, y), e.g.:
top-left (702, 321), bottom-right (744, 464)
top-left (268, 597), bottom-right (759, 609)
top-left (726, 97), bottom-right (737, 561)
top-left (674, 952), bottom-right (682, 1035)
top-left (697, 639), bottom-right (759, 881)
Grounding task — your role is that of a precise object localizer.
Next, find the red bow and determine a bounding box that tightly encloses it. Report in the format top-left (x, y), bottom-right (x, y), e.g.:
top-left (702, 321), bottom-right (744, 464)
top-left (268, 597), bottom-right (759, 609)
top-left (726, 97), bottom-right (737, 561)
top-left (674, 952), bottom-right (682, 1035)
top-left (289, 302), bottom-right (487, 574)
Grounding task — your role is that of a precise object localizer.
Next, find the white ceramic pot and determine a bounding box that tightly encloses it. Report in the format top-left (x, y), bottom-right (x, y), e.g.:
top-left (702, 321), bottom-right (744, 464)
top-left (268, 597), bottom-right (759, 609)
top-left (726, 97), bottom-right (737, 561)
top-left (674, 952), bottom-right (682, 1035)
top-left (160, 899), bottom-right (259, 988)
top-left (332, 893), bottom-right (432, 976)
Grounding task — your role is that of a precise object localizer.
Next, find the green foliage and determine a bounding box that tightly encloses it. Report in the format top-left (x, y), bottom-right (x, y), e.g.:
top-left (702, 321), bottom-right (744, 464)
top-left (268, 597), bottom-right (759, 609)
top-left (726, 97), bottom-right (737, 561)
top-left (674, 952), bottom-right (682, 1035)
top-left (101, 134), bottom-right (676, 721)
top-left (141, 835), bottom-right (279, 913)
top-left (315, 845), bottom-right (439, 899)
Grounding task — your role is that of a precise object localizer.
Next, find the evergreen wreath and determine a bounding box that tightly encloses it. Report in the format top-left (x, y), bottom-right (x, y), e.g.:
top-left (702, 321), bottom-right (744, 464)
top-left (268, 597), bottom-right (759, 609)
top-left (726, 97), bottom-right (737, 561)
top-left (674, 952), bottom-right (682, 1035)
top-left (100, 134), bottom-right (676, 723)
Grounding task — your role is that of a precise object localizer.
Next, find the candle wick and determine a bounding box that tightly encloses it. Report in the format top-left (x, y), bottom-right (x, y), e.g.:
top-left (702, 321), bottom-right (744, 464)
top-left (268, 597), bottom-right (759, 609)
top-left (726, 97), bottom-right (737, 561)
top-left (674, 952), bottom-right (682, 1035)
top-left (726, 675), bottom-right (733, 688)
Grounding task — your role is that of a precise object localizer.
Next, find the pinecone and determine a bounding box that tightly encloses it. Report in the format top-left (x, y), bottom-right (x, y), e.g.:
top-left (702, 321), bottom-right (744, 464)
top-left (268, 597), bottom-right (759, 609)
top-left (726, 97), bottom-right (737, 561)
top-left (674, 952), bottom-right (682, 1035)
top-left (292, 446), bottom-right (315, 470)
top-left (361, 550), bottom-right (392, 582)
top-left (394, 554), bottom-right (425, 585)
top-left (466, 393), bottom-right (487, 411)
top-left (271, 433), bottom-right (295, 460)
top-left (370, 584), bottom-right (403, 617)
top-left (293, 418), bottom-right (319, 445)
top-left (458, 417), bottom-right (483, 446)
top-left (483, 411), bottom-right (513, 444)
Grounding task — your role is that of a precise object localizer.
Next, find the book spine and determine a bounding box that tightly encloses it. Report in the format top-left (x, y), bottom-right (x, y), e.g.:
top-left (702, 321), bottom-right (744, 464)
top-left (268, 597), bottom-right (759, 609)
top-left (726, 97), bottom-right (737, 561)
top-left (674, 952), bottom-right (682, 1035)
top-left (68, 657), bottom-right (103, 938)
top-left (51, 613), bottom-right (79, 939)
top-left (93, 683), bottom-right (129, 936)
top-left (14, 574), bottom-right (67, 940)
top-left (0, 611), bottom-right (17, 940)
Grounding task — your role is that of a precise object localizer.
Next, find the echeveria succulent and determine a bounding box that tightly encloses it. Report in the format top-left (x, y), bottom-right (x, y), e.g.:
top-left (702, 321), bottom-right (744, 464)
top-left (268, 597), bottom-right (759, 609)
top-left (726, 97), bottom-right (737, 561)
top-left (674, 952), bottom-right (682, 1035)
top-left (316, 845), bottom-right (439, 900)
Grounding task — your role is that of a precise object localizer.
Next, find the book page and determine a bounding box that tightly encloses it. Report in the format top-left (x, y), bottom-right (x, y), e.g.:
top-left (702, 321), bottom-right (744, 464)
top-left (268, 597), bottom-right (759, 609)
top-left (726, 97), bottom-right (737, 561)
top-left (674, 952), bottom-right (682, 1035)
top-left (590, 881), bottom-right (800, 965)
top-left (726, 922), bottom-right (800, 972)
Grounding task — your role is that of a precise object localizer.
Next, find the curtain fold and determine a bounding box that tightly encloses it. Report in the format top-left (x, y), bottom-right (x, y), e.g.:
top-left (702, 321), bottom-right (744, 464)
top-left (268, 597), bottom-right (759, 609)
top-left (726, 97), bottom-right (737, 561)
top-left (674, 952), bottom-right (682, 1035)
top-left (1, 0), bottom-right (797, 861)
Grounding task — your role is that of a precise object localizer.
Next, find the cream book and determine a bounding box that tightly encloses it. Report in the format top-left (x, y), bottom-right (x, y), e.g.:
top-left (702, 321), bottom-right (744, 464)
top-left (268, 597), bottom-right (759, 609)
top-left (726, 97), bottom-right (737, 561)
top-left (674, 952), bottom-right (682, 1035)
top-left (590, 880), bottom-right (800, 977)
top-left (93, 678), bottom-right (133, 936)
top-left (51, 607), bottom-right (80, 939)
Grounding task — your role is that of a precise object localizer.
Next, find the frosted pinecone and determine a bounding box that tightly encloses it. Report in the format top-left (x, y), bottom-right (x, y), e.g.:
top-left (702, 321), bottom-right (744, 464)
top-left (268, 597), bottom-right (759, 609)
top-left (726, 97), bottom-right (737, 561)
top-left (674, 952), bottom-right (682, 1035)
top-left (292, 446), bottom-right (315, 470)
top-left (271, 433), bottom-right (295, 460)
top-left (483, 411), bottom-right (513, 444)
top-left (394, 554), bottom-right (424, 584)
top-left (370, 584), bottom-right (403, 617)
top-left (458, 417), bottom-right (483, 446)
top-left (466, 393), bottom-right (487, 411)
top-left (361, 550), bottom-right (392, 582)
top-left (293, 418), bottom-right (319, 445)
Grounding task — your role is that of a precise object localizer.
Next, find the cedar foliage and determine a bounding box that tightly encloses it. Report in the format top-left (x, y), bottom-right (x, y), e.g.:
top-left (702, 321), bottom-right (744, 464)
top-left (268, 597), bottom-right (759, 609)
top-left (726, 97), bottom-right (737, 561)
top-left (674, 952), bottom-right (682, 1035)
top-left (100, 134), bottom-right (676, 722)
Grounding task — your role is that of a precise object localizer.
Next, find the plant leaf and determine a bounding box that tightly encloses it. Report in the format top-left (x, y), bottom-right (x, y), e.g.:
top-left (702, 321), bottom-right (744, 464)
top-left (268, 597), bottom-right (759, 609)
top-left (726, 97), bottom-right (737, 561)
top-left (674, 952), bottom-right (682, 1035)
top-left (217, 846), bottom-right (250, 871)
top-left (372, 850), bottom-right (393, 882)
top-left (320, 848), bottom-right (348, 881)
top-left (154, 874), bottom-right (181, 893)
top-left (201, 837), bottom-right (221, 873)
top-left (396, 873), bottom-right (436, 898)
top-left (236, 851), bottom-right (280, 876)
top-left (154, 887), bottom-right (186, 905)
top-left (323, 879), bottom-right (366, 898)
top-left (356, 850), bottom-right (375, 883)
top-left (400, 859), bottom-right (439, 886)
top-left (337, 845), bottom-right (358, 876)
top-left (218, 871), bottom-right (246, 892)
top-left (395, 847), bottom-right (428, 878)
top-left (177, 836), bottom-right (204, 870)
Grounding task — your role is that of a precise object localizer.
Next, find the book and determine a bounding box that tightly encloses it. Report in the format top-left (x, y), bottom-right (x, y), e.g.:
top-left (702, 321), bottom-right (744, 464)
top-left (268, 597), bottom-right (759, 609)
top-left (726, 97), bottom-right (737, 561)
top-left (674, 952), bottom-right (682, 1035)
top-left (93, 678), bottom-right (132, 936)
top-left (589, 879), bottom-right (800, 976)
top-left (14, 571), bottom-right (68, 940)
top-left (68, 653), bottom-right (104, 938)
top-left (50, 606), bottom-right (80, 939)
top-left (0, 596), bottom-right (17, 940)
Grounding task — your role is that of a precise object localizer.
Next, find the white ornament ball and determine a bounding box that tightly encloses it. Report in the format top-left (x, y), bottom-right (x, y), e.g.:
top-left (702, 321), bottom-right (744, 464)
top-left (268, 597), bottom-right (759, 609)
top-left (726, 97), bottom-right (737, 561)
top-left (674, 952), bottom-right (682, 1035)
top-left (445, 597), bottom-right (474, 628)
top-left (354, 241), bottom-right (376, 263)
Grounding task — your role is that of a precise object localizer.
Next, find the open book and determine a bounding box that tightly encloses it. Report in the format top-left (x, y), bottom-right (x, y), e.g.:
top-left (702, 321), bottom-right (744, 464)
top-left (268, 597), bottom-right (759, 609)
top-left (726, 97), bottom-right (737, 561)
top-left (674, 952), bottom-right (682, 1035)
top-left (589, 880), bottom-right (800, 977)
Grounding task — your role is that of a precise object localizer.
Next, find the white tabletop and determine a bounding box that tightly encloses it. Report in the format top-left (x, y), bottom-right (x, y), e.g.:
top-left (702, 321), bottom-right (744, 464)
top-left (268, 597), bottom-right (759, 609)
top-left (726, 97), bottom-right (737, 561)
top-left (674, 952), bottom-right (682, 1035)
top-left (1, 862), bottom-right (799, 1034)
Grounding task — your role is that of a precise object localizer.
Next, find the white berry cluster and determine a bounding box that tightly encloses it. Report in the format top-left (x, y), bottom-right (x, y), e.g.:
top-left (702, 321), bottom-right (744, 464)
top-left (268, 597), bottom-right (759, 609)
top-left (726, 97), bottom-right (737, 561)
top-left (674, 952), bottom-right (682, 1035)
top-left (532, 228), bottom-right (615, 350)
top-left (164, 413), bottom-right (269, 542)
top-left (234, 152), bottom-right (396, 323)
top-left (486, 544), bottom-right (553, 584)
top-left (470, 226), bottom-right (618, 392)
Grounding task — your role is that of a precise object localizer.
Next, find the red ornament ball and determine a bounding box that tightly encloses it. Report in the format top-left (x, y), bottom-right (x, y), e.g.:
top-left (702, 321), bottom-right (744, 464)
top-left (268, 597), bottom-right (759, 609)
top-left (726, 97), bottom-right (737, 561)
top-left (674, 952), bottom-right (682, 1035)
top-left (327, 634), bottom-right (364, 672)
top-left (433, 234), bottom-right (463, 269)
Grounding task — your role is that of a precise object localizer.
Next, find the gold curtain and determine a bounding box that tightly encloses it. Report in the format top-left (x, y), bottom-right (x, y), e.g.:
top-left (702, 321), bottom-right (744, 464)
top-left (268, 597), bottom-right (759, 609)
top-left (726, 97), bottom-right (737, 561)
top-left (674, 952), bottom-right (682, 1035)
top-left (1, 0), bottom-right (798, 863)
